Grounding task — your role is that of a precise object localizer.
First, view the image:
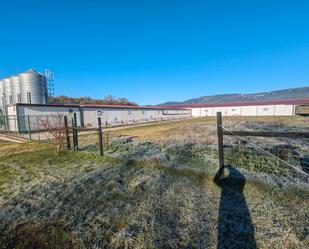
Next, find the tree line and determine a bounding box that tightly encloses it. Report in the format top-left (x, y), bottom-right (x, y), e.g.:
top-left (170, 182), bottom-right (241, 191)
top-left (49, 95), bottom-right (138, 106)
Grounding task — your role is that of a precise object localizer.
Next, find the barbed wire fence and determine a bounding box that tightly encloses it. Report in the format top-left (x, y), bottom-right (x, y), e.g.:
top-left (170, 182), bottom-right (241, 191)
top-left (216, 112), bottom-right (309, 187)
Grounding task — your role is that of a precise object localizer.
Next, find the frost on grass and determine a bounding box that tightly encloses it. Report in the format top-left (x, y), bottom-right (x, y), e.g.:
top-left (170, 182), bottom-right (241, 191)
top-left (0, 137), bottom-right (308, 248)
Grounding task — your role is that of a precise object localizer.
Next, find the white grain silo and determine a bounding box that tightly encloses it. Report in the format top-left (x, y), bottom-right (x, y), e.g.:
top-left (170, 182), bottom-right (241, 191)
top-left (0, 80), bottom-right (3, 109)
top-left (19, 69), bottom-right (47, 104)
top-left (3, 78), bottom-right (12, 105)
top-left (10, 75), bottom-right (21, 103)
top-left (40, 73), bottom-right (48, 104)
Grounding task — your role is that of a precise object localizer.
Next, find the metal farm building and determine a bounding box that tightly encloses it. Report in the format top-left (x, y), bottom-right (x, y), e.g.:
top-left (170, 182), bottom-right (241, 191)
top-left (1, 69), bottom-right (308, 133)
top-left (170, 99), bottom-right (309, 117)
top-left (6, 103), bottom-right (191, 132)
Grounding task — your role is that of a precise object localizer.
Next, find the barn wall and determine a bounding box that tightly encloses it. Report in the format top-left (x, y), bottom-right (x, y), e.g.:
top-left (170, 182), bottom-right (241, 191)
top-left (199, 108), bottom-right (215, 116)
top-left (274, 105), bottom-right (294, 115)
top-left (191, 108), bottom-right (201, 117)
top-left (190, 104), bottom-right (295, 117)
top-left (256, 105), bottom-right (275, 116)
top-left (82, 107), bottom-right (190, 127)
top-left (16, 105), bottom-right (81, 132)
top-left (6, 105), bottom-right (190, 132)
top-left (7, 106), bottom-right (17, 116)
top-left (241, 106), bottom-right (257, 116)
top-left (6, 106), bottom-right (18, 131)
top-left (212, 107), bottom-right (228, 116)
top-left (226, 106), bottom-right (241, 116)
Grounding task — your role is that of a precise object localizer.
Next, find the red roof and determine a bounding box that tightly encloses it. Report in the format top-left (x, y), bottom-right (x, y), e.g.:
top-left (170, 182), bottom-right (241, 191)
top-left (15, 103), bottom-right (188, 110)
top-left (161, 98), bottom-right (309, 108)
top-left (80, 104), bottom-right (189, 110)
top-left (16, 103), bottom-right (80, 108)
top-left (15, 98), bottom-right (309, 109)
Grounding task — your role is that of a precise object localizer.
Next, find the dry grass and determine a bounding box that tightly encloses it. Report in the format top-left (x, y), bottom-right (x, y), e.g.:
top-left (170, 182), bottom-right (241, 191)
top-left (0, 116), bottom-right (308, 248)
top-left (78, 116), bottom-right (308, 146)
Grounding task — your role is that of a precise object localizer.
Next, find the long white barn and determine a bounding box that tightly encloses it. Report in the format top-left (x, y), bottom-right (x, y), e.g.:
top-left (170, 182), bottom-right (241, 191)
top-left (166, 99), bottom-right (309, 117)
top-left (4, 98), bottom-right (309, 132)
top-left (6, 103), bottom-right (191, 132)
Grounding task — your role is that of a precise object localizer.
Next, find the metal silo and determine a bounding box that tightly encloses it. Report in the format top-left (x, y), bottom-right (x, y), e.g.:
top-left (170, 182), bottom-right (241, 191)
top-left (3, 78), bottom-right (12, 105)
top-left (10, 75), bottom-right (21, 104)
top-left (40, 74), bottom-right (48, 104)
top-left (0, 80), bottom-right (3, 108)
top-left (19, 69), bottom-right (47, 104)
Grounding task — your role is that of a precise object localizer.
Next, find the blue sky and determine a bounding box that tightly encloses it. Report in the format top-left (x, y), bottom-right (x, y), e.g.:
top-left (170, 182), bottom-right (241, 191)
top-left (1, 0), bottom-right (309, 105)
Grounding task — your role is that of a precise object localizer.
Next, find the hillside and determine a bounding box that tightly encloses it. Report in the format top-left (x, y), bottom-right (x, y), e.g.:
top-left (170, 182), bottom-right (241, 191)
top-left (159, 86), bottom-right (309, 106)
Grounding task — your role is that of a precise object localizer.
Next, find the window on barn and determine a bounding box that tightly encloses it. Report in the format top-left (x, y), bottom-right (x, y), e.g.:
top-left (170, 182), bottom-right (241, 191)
top-left (232, 109), bottom-right (236, 111)
top-left (263, 108), bottom-right (268, 111)
top-left (142, 111), bottom-right (145, 115)
top-left (205, 109), bottom-right (208, 112)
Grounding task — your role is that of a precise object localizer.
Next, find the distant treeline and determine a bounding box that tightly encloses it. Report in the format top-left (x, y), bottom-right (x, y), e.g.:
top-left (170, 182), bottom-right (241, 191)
top-left (49, 95), bottom-right (138, 106)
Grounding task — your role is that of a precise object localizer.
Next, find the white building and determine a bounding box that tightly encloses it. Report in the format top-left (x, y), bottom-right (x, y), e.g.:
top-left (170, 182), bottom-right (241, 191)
top-left (6, 103), bottom-right (191, 132)
top-left (173, 99), bottom-right (309, 117)
top-left (81, 105), bottom-right (190, 128)
top-left (4, 99), bottom-right (309, 133)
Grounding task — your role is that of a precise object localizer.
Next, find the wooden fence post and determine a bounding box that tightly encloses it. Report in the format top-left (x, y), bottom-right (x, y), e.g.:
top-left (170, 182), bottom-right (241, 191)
top-left (64, 116), bottom-right (70, 149)
top-left (217, 112), bottom-right (224, 171)
top-left (98, 117), bottom-right (103, 156)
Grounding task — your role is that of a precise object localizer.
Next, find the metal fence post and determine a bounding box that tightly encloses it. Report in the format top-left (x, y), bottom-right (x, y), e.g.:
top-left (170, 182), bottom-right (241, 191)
top-left (15, 115), bottom-right (19, 134)
top-left (98, 117), bottom-right (103, 156)
top-left (27, 115), bottom-right (32, 140)
top-left (64, 116), bottom-right (70, 149)
top-left (74, 128), bottom-right (78, 151)
top-left (4, 116), bottom-right (7, 133)
top-left (37, 116), bottom-right (41, 141)
top-left (72, 117), bottom-right (78, 151)
top-left (217, 112), bottom-right (224, 171)
top-left (73, 113), bottom-right (77, 127)
top-left (2, 116), bottom-right (7, 133)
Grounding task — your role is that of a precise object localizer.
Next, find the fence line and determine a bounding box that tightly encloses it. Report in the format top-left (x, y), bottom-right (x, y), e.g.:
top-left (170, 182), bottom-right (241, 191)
top-left (216, 111), bottom-right (309, 180)
top-left (220, 124), bottom-right (309, 178)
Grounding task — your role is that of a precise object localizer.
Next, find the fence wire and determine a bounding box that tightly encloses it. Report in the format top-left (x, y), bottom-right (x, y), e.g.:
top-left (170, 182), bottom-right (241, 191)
top-left (220, 124), bottom-right (309, 185)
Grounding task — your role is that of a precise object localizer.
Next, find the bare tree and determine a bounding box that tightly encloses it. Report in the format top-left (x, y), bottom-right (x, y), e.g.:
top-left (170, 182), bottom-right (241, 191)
top-left (40, 113), bottom-right (67, 155)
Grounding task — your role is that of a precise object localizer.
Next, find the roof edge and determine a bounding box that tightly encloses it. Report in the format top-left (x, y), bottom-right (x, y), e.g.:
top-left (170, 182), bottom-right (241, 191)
top-left (163, 98), bottom-right (309, 108)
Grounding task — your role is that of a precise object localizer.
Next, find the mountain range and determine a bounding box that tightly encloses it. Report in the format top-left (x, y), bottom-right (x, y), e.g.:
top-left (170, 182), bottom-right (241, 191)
top-left (158, 86), bottom-right (309, 106)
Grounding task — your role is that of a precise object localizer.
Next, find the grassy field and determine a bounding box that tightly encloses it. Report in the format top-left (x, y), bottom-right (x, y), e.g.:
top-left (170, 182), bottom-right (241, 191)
top-left (0, 116), bottom-right (308, 248)
top-left (77, 116), bottom-right (309, 145)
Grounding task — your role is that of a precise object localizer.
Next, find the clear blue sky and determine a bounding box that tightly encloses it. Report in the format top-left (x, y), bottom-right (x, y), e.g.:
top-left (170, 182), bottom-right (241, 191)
top-left (1, 0), bottom-right (309, 105)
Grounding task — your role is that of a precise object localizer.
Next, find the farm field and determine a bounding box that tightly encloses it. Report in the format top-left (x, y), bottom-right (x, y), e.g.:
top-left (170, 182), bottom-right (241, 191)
top-left (79, 116), bottom-right (309, 143)
top-left (0, 116), bottom-right (308, 249)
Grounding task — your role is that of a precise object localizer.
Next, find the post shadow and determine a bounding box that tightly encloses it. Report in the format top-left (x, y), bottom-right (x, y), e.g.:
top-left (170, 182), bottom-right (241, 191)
top-left (300, 155), bottom-right (309, 174)
top-left (214, 165), bottom-right (257, 249)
